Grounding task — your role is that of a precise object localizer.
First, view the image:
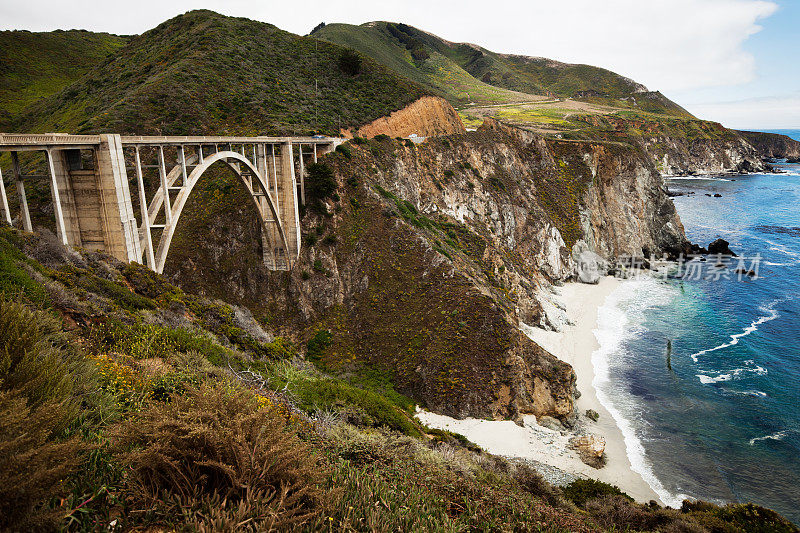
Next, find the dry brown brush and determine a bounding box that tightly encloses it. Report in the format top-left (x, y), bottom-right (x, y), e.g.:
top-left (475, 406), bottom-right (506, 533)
top-left (110, 384), bottom-right (330, 530)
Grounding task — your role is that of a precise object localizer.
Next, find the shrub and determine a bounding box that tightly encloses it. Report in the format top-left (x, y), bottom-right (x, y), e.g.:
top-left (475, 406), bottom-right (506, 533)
top-left (562, 478), bottom-right (632, 508)
top-left (512, 462), bottom-right (564, 508)
top-left (290, 377), bottom-right (421, 437)
top-left (683, 500), bottom-right (798, 533)
top-left (335, 143), bottom-right (352, 159)
top-left (306, 329), bottom-right (332, 361)
top-left (0, 390), bottom-right (85, 531)
top-left (0, 231), bottom-right (50, 306)
top-left (110, 384), bottom-right (328, 529)
top-left (305, 162), bottom-right (337, 212)
top-left (338, 49), bottom-right (362, 75)
top-left (0, 297), bottom-right (97, 414)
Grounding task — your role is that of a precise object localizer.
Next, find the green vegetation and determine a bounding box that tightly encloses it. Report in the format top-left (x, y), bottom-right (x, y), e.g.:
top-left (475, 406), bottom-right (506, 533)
top-left (305, 161), bottom-right (338, 213)
top-left (0, 29), bottom-right (127, 128)
top-left (313, 22), bottom-right (532, 106)
top-left (313, 21), bottom-right (691, 116)
top-left (563, 478), bottom-right (633, 508)
top-left (1, 187), bottom-right (797, 531)
top-left (10, 10), bottom-right (428, 136)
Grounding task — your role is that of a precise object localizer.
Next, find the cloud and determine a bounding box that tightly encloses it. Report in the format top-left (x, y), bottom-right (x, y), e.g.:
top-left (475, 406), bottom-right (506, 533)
top-left (686, 92), bottom-right (800, 129)
top-left (0, 0), bottom-right (779, 94)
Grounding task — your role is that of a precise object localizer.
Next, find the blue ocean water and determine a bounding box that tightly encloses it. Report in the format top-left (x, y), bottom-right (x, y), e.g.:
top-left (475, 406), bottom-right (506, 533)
top-left (594, 157), bottom-right (800, 522)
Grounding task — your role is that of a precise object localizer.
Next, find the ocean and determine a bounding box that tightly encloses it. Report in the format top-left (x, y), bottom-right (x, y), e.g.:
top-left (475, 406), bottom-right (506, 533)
top-left (595, 129), bottom-right (800, 522)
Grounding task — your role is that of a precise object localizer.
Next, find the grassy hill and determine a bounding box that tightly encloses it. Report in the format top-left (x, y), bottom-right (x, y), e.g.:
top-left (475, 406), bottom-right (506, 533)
top-left (312, 21), bottom-right (691, 117)
top-left (0, 29), bottom-right (127, 128)
top-left (9, 11), bottom-right (429, 136)
top-left (310, 22), bottom-right (534, 106)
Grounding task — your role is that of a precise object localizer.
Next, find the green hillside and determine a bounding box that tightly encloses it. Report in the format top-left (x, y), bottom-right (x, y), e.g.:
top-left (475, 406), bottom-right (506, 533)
top-left (9, 11), bottom-right (429, 136)
top-left (313, 21), bottom-right (691, 117)
top-left (310, 22), bottom-right (534, 105)
top-left (0, 29), bottom-right (127, 128)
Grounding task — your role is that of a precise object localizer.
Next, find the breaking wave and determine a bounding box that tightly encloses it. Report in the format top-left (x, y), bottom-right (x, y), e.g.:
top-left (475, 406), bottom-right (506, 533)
top-left (689, 301), bottom-right (782, 362)
top-left (749, 431), bottom-right (789, 446)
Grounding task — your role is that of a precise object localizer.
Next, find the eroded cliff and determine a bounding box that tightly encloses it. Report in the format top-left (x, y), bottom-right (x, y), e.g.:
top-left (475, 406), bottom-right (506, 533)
top-left (737, 130), bottom-right (800, 160)
top-left (164, 121), bottom-right (689, 423)
top-left (348, 96), bottom-right (466, 138)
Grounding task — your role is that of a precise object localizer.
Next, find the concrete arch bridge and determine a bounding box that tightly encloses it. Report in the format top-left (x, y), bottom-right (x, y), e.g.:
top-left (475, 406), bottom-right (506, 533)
top-left (0, 134), bottom-right (340, 273)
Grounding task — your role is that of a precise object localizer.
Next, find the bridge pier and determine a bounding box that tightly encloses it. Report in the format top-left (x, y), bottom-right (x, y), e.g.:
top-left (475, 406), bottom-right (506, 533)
top-left (41, 135), bottom-right (140, 261)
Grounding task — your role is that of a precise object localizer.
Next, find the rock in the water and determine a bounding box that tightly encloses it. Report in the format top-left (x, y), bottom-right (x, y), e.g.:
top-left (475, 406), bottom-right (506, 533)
top-left (569, 435), bottom-right (606, 468)
top-left (734, 267), bottom-right (757, 278)
top-left (708, 238), bottom-right (737, 256)
top-left (585, 409), bottom-right (599, 422)
top-left (538, 415), bottom-right (565, 432)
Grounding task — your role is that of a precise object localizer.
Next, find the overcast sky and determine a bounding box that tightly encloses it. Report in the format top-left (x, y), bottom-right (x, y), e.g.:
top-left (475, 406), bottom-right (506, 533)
top-left (1, 0), bottom-right (797, 129)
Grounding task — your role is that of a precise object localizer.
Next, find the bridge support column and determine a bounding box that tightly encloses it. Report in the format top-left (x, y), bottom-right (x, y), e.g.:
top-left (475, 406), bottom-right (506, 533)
top-left (93, 134), bottom-right (141, 262)
top-left (11, 153), bottom-right (32, 232)
top-left (0, 164), bottom-right (10, 225)
top-left (48, 135), bottom-right (140, 261)
top-left (278, 142), bottom-right (301, 266)
top-left (46, 148), bottom-right (80, 247)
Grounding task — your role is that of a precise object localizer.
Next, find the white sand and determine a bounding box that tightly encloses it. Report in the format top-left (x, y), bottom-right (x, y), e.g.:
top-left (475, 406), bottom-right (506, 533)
top-left (415, 276), bottom-right (661, 503)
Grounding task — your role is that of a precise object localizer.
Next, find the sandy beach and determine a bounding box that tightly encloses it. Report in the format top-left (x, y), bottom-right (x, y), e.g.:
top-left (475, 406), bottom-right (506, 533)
top-left (416, 276), bottom-right (661, 504)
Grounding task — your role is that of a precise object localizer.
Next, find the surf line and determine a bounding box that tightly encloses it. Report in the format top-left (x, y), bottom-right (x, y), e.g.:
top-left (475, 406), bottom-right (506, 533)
top-left (690, 300), bottom-right (783, 363)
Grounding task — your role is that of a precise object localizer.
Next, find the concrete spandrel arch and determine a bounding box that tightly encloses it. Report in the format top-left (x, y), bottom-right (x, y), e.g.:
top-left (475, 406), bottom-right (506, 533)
top-left (152, 150), bottom-right (290, 274)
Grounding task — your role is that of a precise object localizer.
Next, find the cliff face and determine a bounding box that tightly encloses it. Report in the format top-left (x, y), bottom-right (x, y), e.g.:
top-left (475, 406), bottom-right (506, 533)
top-left (737, 130), bottom-right (800, 160)
top-left (164, 121), bottom-right (688, 422)
top-left (349, 96), bottom-right (466, 138)
top-left (575, 115), bottom-right (768, 176)
top-left (642, 133), bottom-right (767, 176)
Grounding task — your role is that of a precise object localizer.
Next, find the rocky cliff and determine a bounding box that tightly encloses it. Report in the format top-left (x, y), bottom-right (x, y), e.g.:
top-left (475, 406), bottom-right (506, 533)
top-left (348, 96), bottom-right (466, 138)
top-left (579, 115), bottom-right (769, 176)
top-left (642, 132), bottom-right (768, 176)
top-left (737, 130), bottom-right (800, 160)
top-left (164, 120), bottom-right (689, 424)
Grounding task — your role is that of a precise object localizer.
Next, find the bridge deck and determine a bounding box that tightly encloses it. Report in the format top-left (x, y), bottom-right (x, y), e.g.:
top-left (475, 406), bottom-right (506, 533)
top-left (0, 133), bottom-right (339, 151)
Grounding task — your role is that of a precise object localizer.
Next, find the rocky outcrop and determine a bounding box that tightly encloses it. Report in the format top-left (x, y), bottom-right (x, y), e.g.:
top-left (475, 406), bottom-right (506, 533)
top-left (569, 435), bottom-right (606, 468)
top-left (708, 238), bottom-right (736, 257)
top-left (348, 96), bottom-right (466, 138)
top-left (737, 130), bottom-right (800, 160)
top-left (164, 120), bottom-right (689, 424)
top-left (641, 131), bottom-right (767, 176)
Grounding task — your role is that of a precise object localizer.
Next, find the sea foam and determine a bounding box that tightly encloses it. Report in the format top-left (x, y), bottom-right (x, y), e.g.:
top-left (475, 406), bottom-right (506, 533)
top-left (689, 301), bottom-right (782, 362)
top-left (749, 431), bottom-right (789, 446)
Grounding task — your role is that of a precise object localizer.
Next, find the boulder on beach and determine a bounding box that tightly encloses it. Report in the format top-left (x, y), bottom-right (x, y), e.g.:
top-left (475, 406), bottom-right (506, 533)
top-left (538, 415), bottom-right (566, 432)
top-left (708, 238), bottom-right (737, 256)
top-left (572, 241), bottom-right (609, 284)
top-left (569, 435), bottom-right (606, 468)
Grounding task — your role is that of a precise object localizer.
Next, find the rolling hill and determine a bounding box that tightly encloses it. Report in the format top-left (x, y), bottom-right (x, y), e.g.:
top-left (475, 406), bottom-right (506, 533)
top-left (0, 29), bottom-right (127, 128)
top-left (8, 10), bottom-right (429, 136)
top-left (312, 21), bottom-right (691, 117)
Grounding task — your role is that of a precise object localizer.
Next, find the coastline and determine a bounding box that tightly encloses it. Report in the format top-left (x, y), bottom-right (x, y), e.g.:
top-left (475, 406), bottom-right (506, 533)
top-left (533, 277), bottom-right (662, 504)
top-left (416, 276), bottom-right (662, 504)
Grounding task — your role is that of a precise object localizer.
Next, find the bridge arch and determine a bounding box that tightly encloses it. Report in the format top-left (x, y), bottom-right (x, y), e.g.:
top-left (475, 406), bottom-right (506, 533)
top-left (152, 150), bottom-right (290, 274)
